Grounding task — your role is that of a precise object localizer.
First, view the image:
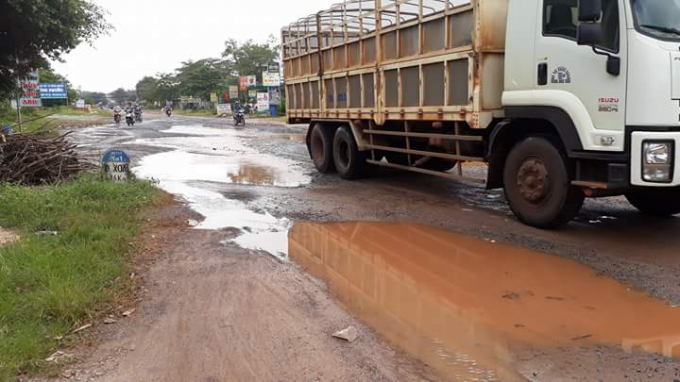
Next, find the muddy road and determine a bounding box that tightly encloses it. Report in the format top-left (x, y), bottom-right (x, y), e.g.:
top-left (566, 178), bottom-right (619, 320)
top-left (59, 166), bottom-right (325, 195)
top-left (55, 115), bottom-right (680, 381)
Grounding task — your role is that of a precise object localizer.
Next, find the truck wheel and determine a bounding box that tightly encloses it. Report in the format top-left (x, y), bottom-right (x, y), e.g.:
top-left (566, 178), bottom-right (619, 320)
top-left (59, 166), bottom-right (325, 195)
top-left (310, 124), bottom-right (335, 173)
top-left (333, 126), bottom-right (366, 180)
top-left (503, 137), bottom-right (584, 228)
top-left (626, 188), bottom-right (680, 216)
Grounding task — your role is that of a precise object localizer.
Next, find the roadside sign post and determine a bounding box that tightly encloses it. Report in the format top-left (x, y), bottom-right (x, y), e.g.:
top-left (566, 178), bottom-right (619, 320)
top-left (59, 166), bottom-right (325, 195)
top-left (15, 92), bottom-right (22, 133)
top-left (102, 149), bottom-right (131, 182)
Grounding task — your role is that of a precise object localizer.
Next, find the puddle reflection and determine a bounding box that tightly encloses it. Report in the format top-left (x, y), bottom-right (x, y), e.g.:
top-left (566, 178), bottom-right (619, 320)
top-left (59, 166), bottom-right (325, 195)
top-left (289, 222), bottom-right (680, 380)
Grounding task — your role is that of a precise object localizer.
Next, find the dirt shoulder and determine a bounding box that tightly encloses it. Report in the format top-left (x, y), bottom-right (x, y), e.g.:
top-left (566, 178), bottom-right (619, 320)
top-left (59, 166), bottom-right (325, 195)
top-left (45, 196), bottom-right (437, 382)
top-left (0, 227), bottom-right (18, 247)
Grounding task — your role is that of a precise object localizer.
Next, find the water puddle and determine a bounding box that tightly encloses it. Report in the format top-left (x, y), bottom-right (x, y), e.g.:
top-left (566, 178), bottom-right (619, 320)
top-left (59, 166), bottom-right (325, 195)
top-left (289, 222), bottom-right (680, 380)
top-left (133, 125), bottom-right (309, 258)
top-left (133, 126), bottom-right (309, 188)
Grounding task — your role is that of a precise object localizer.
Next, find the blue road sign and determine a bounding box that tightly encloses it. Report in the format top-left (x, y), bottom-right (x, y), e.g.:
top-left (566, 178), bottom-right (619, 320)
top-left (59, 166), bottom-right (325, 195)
top-left (102, 149), bottom-right (131, 163)
top-left (39, 83), bottom-right (68, 99)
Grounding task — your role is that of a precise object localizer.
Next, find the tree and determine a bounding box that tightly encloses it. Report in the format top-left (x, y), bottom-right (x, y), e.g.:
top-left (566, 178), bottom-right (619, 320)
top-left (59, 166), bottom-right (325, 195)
top-left (136, 76), bottom-right (159, 103)
top-left (80, 91), bottom-right (108, 105)
top-left (222, 36), bottom-right (280, 81)
top-left (0, 0), bottom-right (109, 99)
top-left (110, 88), bottom-right (135, 105)
top-left (174, 59), bottom-right (231, 101)
top-left (135, 73), bottom-right (180, 104)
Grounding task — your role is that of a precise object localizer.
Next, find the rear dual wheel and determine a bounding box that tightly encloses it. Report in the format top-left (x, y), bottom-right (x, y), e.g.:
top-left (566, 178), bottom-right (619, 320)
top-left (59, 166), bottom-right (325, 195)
top-left (333, 126), bottom-right (366, 180)
top-left (309, 124), bottom-right (366, 179)
top-left (309, 124), bottom-right (335, 173)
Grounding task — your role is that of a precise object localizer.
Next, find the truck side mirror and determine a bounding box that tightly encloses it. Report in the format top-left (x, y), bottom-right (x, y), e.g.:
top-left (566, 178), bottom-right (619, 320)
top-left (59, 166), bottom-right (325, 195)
top-left (578, 0), bottom-right (602, 22)
top-left (577, 23), bottom-right (602, 46)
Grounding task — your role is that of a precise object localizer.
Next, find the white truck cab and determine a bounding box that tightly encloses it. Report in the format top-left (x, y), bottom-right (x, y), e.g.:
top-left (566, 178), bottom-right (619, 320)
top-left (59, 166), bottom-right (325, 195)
top-left (504, 0), bottom-right (680, 185)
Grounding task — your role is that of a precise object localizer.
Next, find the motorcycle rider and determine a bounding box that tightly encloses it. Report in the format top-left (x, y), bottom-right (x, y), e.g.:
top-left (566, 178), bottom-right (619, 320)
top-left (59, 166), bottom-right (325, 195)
top-left (124, 104), bottom-right (135, 126)
top-left (113, 105), bottom-right (123, 124)
top-left (134, 104), bottom-right (143, 122)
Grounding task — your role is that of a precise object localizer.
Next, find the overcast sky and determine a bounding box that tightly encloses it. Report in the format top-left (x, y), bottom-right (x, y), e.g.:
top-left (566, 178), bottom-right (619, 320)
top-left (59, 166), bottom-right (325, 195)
top-left (51, 0), bottom-right (334, 93)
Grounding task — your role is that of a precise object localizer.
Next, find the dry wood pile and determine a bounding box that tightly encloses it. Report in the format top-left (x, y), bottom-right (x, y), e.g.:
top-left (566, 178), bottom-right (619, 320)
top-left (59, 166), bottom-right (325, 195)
top-left (0, 131), bottom-right (90, 185)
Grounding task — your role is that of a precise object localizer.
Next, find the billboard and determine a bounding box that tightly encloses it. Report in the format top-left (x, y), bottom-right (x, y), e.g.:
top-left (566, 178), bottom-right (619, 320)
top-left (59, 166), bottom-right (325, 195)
top-left (269, 88), bottom-right (281, 106)
top-left (210, 92), bottom-right (218, 103)
top-left (20, 70), bottom-right (41, 107)
top-left (215, 103), bottom-right (232, 115)
top-left (39, 83), bottom-right (68, 99)
top-left (239, 76), bottom-right (248, 91)
top-left (268, 62), bottom-right (280, 73)
top-left (247, 75), bottom-right (257, 87)
top-left (248, 90), bottom-right (257, 98)
top-left (262, 72), bottom-right (280, 87)
top-left (229, 85), bottom-right (239, 99)
top-left (257, 92), bottom-right (270, 112)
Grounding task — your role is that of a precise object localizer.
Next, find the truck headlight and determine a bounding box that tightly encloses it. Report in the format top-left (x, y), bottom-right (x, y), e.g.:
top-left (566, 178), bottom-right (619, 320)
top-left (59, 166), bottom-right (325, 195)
top-left (643, 141), bottom-right (674, 183)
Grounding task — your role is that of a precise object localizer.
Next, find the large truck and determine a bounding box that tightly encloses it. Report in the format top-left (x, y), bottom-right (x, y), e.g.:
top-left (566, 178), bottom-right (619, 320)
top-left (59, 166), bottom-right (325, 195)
top-left (281, 0), bottom-right (680, 228)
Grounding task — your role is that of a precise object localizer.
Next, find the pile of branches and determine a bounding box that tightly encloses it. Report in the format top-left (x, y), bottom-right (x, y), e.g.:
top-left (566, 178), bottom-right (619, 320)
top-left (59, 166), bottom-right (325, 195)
top-left (0, 131), bottom-right (90, 185)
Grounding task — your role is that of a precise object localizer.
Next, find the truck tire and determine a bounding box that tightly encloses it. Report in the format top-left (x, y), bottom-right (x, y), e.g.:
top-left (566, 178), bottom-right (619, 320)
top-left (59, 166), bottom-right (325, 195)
top-left (626, 188), bottom-right (680, 216)
top-left (309, 124), bottom-right (335, 173)
top-left (333, 126), bottom-right (366, 180)
top-left (503, 137), bottom-right (584, 228)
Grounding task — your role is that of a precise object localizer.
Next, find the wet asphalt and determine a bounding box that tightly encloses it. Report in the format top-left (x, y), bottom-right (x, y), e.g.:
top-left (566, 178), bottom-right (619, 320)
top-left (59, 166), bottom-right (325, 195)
top-left (66, 114), bottom-right (680, 381)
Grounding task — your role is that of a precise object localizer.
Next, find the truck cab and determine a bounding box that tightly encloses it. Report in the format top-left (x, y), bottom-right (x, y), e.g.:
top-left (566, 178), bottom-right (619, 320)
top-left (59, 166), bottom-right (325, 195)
top-left (497, 0), bottom-right (680, 223)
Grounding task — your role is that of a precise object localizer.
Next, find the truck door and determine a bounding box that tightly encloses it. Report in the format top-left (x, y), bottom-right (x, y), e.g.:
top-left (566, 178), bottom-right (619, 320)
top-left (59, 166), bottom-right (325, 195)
top-left (534, 0), bottom-right (627, 151)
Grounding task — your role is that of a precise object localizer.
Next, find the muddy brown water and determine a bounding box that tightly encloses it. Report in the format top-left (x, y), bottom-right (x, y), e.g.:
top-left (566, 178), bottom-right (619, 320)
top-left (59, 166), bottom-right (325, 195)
top-left (227, 164), bottom-right (278, 185)
top-left (289, 222), bottom-right (680, 380)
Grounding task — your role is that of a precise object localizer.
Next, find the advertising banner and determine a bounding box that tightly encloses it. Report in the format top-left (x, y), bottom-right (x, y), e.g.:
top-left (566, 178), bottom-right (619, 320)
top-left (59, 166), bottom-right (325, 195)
top-left (247, 75), bottom-right (257, 87)
top-left (20, 70), bottom-right (41, 107)
top-left (262, 72), bottom-right (280, 87)
top-left (269, 88), bottom-right (281, 106)
top-left (39, 83), bottom-right (68, 99)
top-left (248, 90), bottom-right (257, 98)
top-left (210, 92), bottom-right (218, 103)
top-left (268, 62), bottom-right (280, 73)
top-left (257, 92), bottom-right (270, 112)
top-left (229, 85), bottom-right (239, 99)
top-left (239, 76), bottom-right (248, 91)
top-left (215, 103), bottom-right (232, 115)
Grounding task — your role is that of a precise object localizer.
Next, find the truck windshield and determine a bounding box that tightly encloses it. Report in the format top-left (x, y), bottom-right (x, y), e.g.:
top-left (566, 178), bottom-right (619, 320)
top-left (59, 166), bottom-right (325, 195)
top-left (631, 0), bottom-right (680, 40)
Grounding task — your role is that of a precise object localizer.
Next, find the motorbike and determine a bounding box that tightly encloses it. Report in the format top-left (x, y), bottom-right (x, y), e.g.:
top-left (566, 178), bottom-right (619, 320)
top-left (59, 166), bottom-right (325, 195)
top-left (134, 109), bottom-right (143, 123)
top-left (125, 110), bottom-right (135, 126)
top-left (233, 109), bottom-right (246, 126)
top-left (165, 108), bottom-right (172, 117)
top-left (113, 112), bottom-right (122, 125)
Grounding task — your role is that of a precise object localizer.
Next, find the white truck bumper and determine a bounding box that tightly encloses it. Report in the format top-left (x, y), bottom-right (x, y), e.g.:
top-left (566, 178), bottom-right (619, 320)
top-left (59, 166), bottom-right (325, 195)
top-left (631, 131), bottom-right (680, 187)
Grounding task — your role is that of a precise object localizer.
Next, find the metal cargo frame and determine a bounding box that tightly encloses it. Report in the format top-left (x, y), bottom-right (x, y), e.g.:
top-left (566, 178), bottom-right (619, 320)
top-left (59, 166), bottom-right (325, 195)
top-left (282, 0), bottom-right (507, 129)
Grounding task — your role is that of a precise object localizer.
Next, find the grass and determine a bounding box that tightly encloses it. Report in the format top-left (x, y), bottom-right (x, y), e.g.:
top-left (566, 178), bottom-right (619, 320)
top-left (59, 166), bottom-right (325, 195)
top-left (0, 176), bottom-right (160, 379)
top-left (0, 106), bottom-right (110, 134)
